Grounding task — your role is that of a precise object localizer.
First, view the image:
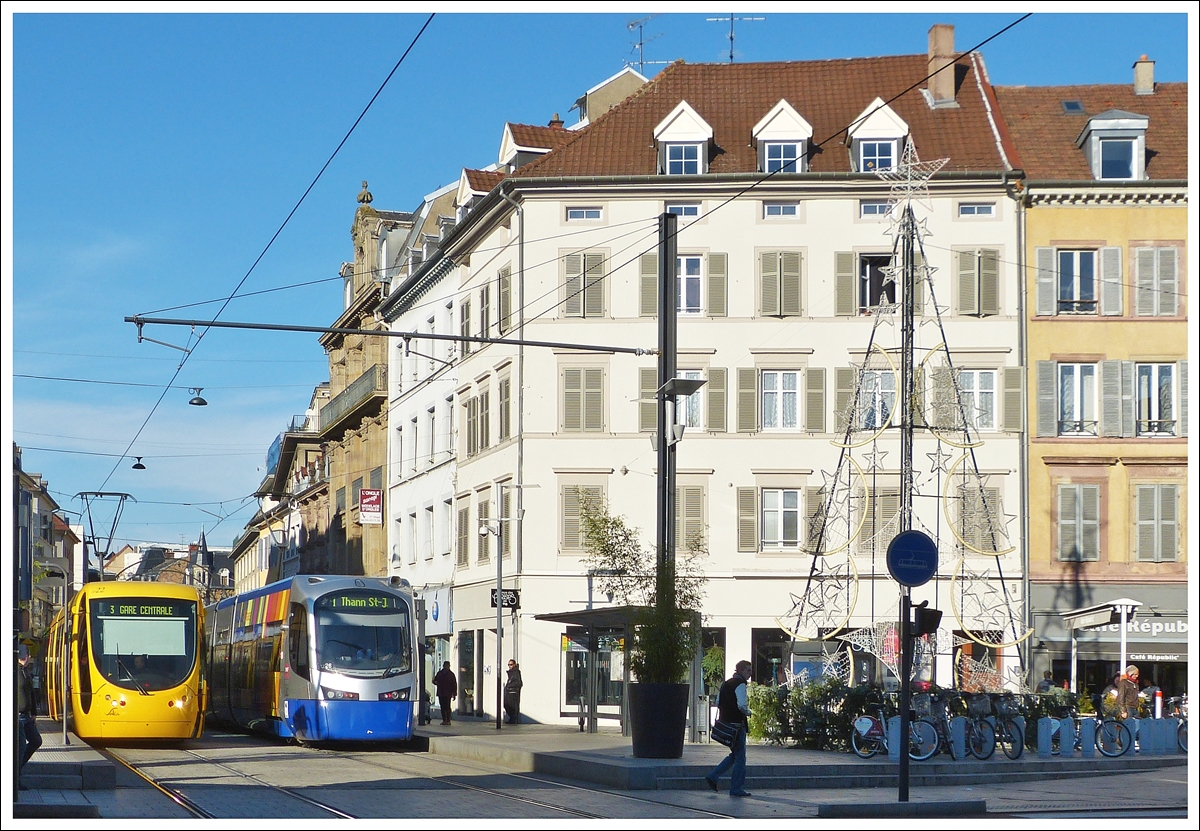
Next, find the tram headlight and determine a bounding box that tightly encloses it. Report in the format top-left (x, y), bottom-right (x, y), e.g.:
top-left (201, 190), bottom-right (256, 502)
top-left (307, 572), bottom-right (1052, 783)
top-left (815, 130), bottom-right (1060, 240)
top-left (379, 688), bottom-right (410, 701)
top-left (321, 687), bottom-right (360, 701)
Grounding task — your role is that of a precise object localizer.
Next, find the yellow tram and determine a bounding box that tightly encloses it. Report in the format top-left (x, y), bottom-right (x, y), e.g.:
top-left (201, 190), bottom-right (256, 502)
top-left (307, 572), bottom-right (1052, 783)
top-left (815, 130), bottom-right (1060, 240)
top-left (46, 581), bottom-right (207, 741)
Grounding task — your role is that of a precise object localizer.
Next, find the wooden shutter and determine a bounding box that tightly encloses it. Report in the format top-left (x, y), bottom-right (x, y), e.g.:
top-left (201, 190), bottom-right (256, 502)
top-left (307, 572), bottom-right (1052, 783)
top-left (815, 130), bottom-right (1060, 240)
top-left (1158, 247), bottom-right (1178, 316)
top-left (863, 487), bottom-right (900, 549)
top-left (736, 368), bottom-right (758, 432)
top-left (563, 368), bottom-right (581, 431)
top-left (1119, 361), bottom-right (1135, 438)
top-left (583, 367), bottom-right (604, 431)
top-left (805, 488), bottom-right (826, 553)
top-left (912, 250), bottom-right (925, 317)
top-left (930, 365), bottom-right (960, 431)
top-left (760, 251), bottom-right (780, 316)
top-left (498, 265), bottom-right (512, 334)
top-left (957, 249), bottom-right (978, 315)
top-left (780, 251), bottom-right (802, 316)
top-left (737, 487), bottom-right (758, 552)
top-left (639, 367), bottom-right (657, 433)
top-left (477, 498), bottom-right (490, 563)
top-left (834, 252), bottom-right (856, 316)
top-left (1179, 360), bottom-right (1188, 437)
top-left (460, 299), bottom-right (471, 355)
top-left (500, 489), bottom-right (511, 559)
top-left (456, 504), bottom-right (470, 566)
top-left (479, 390), bottom-right (489, 450)
top-left (1099, 360), bottom-right (1122, 438)
top-left (1058, 485), bottom-right (1078, 561)
top-left (1136, 484), bottom-right (1157, 562)
top-left (835, 367), bottom-right (857, 433)
top-left (676, 485), bottom-right (705, 551)
top-left (707, 253), bottom-right (727, 317)
top-left (707, 368), bottom-right (727, 432)
top-left (1035, 247), bottom-right (1057, 316)
top-left (1080, 485), bottom-right (1100, 561)
top-left (979, 249), bottom-right (1000, 316)
top-left (466, 397), bottom-right (479, 456)
top-left (962, 486), bottom-right (1001, 552)
top-left (639, 253), bottom-right (658, 316)
top-left (583, 252), bottom-right (605, 318)
top-left (1099, 246), bottom-right (1123, 316)
top-left (564, 253), bottom-right (583, 317)
top-left (805, 367), bottom-right (826, 433)
top-left (563, 486), bottom-right (602, 551)
top-left (1002, 367), bottom-right (1023, 432)
top-left (1159, 484), bottom-right (1178, 562)
top-left (1036, 361), bottom-right (1058, 437)
top-left (499, 377), bottom-right (511, 440)
top-left (1135, 247), bottom-right (1157, 316)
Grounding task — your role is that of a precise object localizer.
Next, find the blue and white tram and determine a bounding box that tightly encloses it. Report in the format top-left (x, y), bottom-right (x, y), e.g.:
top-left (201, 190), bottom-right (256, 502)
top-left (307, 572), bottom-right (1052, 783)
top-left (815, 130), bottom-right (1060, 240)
top-left (207, 575), bottom-right (417, 742)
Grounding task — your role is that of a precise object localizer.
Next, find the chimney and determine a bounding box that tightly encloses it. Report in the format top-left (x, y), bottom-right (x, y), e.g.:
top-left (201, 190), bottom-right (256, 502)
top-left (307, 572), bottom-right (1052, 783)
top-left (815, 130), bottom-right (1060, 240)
top-left (1134, 55), bottom-right (1155, 95)
top-left (548, 112), bottom-right (564, 128)
top-left (928, 23), bottom-right (956, 107)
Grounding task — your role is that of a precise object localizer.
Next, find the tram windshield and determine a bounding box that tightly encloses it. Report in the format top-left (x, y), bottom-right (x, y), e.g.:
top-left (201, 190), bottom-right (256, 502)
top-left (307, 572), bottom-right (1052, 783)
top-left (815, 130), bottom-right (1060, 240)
top-left (314, 590), bottom-right (412, 678)
top-left (90, 597), bottom-right (198, 692)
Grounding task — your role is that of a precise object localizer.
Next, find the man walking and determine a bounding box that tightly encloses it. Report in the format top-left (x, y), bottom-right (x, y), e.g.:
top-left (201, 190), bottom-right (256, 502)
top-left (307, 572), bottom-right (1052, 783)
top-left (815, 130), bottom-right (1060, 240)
top-left (433, 661), bottom-right (457, 725)
top-left (705, 659), bottom-right (753, 797)
top-left (18, 644), bottom-right (42, 774)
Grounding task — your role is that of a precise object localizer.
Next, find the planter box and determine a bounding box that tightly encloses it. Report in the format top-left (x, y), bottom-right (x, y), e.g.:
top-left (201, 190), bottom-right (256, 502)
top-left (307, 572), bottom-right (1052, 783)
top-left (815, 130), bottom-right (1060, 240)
top-left (629, 682), bottom-right (689, 759)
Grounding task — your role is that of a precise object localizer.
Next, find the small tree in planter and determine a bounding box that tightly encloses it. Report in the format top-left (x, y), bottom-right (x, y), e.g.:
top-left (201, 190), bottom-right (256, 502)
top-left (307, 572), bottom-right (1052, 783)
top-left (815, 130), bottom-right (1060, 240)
top-left (579, 492), bottom-right (707, 757)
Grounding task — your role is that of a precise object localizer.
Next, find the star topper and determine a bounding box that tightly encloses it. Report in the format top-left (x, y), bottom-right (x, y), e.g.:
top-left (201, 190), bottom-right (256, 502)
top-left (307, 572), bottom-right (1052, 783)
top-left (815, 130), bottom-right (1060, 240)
top-left (876, 138), bottom-right (949, 213)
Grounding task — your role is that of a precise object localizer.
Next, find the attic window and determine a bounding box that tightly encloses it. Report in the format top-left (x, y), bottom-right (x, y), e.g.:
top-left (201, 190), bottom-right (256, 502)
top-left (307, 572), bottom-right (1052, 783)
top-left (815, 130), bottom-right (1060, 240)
top-left (665, 143), bottom-right (701, 175)
top-left (1062, 100), bottom-right (1085, 114)
top-left (1076, 109), bottom-right (1149, 181)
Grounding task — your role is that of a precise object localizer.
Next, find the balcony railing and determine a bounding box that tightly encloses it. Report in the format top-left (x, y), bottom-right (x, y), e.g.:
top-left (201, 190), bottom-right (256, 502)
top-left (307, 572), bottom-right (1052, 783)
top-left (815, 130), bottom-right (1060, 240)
top-left (288, 414), bottom-right (318, 433)
top-left (320, 363), bottom-right (387, 434)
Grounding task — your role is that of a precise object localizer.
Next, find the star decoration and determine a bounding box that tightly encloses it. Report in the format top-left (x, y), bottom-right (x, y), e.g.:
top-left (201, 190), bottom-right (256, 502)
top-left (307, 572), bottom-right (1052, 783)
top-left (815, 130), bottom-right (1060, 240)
top-left (861, 445), bottom-right (889, 472)
top-left (877, 138), bottom-right (949, 213)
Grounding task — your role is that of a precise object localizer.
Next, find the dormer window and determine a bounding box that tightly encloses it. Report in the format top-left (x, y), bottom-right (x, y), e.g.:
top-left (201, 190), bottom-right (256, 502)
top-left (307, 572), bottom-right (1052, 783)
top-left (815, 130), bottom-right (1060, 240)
top-left (1076, 109), bottom-right (1148, 181)
top-left (654, 101), bottom-right (713, 176)
top-left (846, 98), bottom-right (909, 174)
top-left (753, 100), bottom-right (812, 174)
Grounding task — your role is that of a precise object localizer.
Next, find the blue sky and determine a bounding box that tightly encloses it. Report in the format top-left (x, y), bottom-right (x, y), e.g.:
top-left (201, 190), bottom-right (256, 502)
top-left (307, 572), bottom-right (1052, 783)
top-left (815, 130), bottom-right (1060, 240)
top-left (3, 8), bottom-right (1194, 555)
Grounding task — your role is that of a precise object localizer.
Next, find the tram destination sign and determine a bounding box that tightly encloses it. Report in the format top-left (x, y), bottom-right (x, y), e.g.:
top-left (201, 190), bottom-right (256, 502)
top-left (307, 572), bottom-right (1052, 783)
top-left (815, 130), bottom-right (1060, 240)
top-left (491, 589), bottom-right (520, 609)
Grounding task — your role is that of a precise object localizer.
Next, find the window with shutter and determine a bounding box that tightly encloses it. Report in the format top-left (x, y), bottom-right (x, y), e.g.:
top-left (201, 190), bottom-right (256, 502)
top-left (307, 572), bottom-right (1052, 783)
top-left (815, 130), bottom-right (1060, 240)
top-left (639, 367), bottom-right (657, 433)
top-left (706, 368), bottom-right (727, 433)
top-left (1136, 247), bottom-right (1179, 317)
top-left (583, 367), bottom-right (604, 431)
top-left (805, 488), bottom-right (826, 553)
top-left (1099, 246), bottom-right (1122, 316)
top-left (959, 485), bottom-right (1002, 552)
top-left (955, 249), bottom-right (1000, 316)
top-left (1057, 484), bottom-right (1100, 561)
top-left (1002, 367), bottom-right (1023, 432)
top-left (584, 252), bottom-right (605, 317)
top-left (834, 252), bottom-right (857, 316)
top-left (834, 367), bottom-right (857, 433)
top-left (675, 485), bottom-right (705, 552)
top-left (1057, 250), bottom-right (1098, 314)
top-left (736, 368), bottom-right (758, 433)
top-left (477, 498), bottom-right (490, 564)
top-left (1059, 363), bottom-right (1098, 435)
top-left (465, 397), bottom-right (479, 456)
top-left (500, 489), bottom-right (511, 559)
top-left (639, 253), bottom-right (658, 317)
top-left (707, 253), bottom-right (727, 317)
top-left (761, 370), bottom-right (801, 430)
top-left (1036, 361), bottom-right (1058, 438)
top-left (480, 284), bottom-right (491, 338)
top-left (805, 367), bottom-right (825, 433)
top-left (460, 299), bottom-right (472, 355)
top-left (676, 370), bottom-right (703, 429)
top-left (958, 369), bottom-right (997, 430)
top-left (563, 253), bottom-right (583, 317)
top-left (737, 487), bottom-right (758, 552)
top-left (498, 377), bottom-right (511, 441)
top-left (456, 504), bottom-right (470, 567)
top-left (677, 255), bottom-right (703, 315)
top-left (563, 368), bottom-right (582, 431)
top-left (562, 485), bottom-right (603, 551)
top-left (761, 488), bottom-right (801, 548)
top-left (479, 390), bottom-right (490, 451)
top-left (861, 487), bottom-right (900, 552)
top-left (498, 266), bottom-right (512, 334)
top-left (1035, 247), bottom-right (1057, 316)
top-left (1135, 363), bottom-right (1176, 436)
top-left (780, 252), bottom-right (803, 316)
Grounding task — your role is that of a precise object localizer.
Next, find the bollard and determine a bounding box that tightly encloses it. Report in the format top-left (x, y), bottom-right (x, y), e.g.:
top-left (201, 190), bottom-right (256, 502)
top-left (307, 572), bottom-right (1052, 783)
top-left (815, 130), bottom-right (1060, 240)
top-left (950, 716), bottom-right (967, 760)
top-left (1059, 717), bottom-right (1076, 756)
top-left (887, 715), bottom-right (901, 761)
top-left (1165, 717), bottom-right (1180, 754)
top-left (1079, 717), bottom-right (1096, 757)
top-left (1038, 717), bottom-right (1055, 757)
top-left (1013, 715), bottom-right (1026, 753)
top-left (1155, 689), bottom-right (1163, 719)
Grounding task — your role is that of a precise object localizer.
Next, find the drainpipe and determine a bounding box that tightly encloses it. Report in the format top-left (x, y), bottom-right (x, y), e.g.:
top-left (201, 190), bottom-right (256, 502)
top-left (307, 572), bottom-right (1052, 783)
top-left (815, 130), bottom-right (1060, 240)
top-left (498, 189), bottom-right (524, 665)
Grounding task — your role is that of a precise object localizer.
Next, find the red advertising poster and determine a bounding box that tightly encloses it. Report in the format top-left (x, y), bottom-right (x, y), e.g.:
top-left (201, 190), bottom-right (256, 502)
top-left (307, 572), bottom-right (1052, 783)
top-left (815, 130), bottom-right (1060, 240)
top-left (359, 488), bottom-right (383, 525)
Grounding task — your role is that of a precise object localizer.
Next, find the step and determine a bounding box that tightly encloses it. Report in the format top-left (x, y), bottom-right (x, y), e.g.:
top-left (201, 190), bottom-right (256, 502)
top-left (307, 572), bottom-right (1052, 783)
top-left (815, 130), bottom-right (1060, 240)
top-left (20, 772), bottom-right (85, 790)
top-left (13, 803), bottom-right (101, 819)
top-left (23, 757), bottom-right (116, 790)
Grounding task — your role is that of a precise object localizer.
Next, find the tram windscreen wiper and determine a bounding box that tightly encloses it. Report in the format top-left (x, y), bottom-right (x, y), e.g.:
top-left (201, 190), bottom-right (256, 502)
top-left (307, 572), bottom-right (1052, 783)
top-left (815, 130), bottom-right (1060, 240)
top-left (116, 655), bottom-right (150, 696)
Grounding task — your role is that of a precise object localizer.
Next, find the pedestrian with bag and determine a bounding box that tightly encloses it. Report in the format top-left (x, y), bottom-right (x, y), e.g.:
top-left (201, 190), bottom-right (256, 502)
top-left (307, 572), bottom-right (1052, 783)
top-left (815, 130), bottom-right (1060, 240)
top-left (503, 660), bottom-right (523, 724)
top-left (704, 659), bottom-right (753, 797)
top-left (18, 644), bottom-right (42, 775)
top-left (433, 661), bottom-right (457, 725)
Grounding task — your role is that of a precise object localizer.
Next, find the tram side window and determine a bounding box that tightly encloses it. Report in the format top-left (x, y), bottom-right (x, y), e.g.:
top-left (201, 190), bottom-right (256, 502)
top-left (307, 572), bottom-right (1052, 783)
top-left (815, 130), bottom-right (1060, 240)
top-left (288, 603), bottom-right (310, 680)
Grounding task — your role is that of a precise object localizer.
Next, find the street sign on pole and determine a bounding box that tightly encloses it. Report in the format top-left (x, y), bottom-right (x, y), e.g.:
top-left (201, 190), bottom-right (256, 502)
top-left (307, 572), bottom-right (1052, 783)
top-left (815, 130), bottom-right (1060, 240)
top-left (490, 588), bottom-right (520, 609)
top-left (886, 530), bottom-right (938, 588)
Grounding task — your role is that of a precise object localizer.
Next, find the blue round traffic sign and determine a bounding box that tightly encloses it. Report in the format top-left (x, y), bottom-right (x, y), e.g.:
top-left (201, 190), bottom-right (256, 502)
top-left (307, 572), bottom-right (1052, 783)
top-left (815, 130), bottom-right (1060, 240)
top-left (886, 530), bottom-right (939, 587)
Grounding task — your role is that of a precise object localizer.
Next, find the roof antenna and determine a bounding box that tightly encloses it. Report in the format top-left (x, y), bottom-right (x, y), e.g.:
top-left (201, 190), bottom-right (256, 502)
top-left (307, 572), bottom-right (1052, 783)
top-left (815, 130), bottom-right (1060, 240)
top-left (706, 12), bottom-right (764, 63)
top-left (626, 15), bottom-right (669, 75)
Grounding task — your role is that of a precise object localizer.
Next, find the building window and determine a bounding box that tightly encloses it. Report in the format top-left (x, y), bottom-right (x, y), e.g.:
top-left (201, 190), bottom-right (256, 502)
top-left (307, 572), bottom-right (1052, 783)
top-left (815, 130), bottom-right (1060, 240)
top-left (442, 500), bottom-right (453, 556)
top-left (424, 506), bottom-right (435, 560)
top-left (1058, 363), bottom-right (1097, 435)
top-left (427, 408), bottom-right (436, 462)
top-left (1099, 138), bottom-right (1135, 180)
top-left (761, 370), bottom-right (800, 430)
top-left (860, 140), bottom-right (895, 172)
top-left (566, 207), bottom-right (602, 221)
top-left (1058, 484), bottom-right (1100, 561)
top-left (958, 486), bottom-right (1003, 553)
top-left (665, 143), bottom-right (701, 175)
top-left (1135, 247), bottom-right (1179, 317)
top-left (561, 485), bottom-right (602, 551)
top-left (477, 498), bottom-right (490, 564)
top-left (1136, 363), bottom-right (1175, 435)
top-left (336, 487), bottom-right (346, 514)
top-left (1058, 250), bottom-right (1097, 314)
top-left (762, 489), bottom-right (801, 548)
top-left (860, 201), bottom-right (893, 218)
top-left (676, 370), bottom-right (703, 429)
top-left (479, 284), bottom-right (490, 339)
top-left (498, 376), bottom-right (511, 441)
top-left (460, 298), bottom-right (471, 355)
top-left (456, 503), bottom-right (470, 567)
top-left (858, 369), bottom-right (895, 430)
top-left (763, 142), bottom-right (800, 173)
top-left (352, 477), bottom-right (363, 507)
top-left (1135, 484), bottom-right (1178, 562)
top-left (563, 252), bottom-right (605, 318)
top-left (407, 513), bottom-right (417, 565)
top-left (562, 367), bottom-right (604, 432)
top-left (666, 203), bottom-right (700, 217)
top-left (677, 255), bottom-right (702, 315)
top-left (958, 202), bottom-right (995, 217)
top-left (860, 254), bottom-right (895, 311)
top-left (763, 201), bottom-right (799, 218)
top-left (959, 370), bottom-right (997, 431)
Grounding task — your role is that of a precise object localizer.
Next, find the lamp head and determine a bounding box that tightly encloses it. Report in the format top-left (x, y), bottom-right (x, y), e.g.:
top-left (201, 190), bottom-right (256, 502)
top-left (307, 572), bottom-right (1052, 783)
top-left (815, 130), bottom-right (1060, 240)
top-left (188, 387), bottom-right (208, 406)
top-left (132, 457), bottom-right (147, 470)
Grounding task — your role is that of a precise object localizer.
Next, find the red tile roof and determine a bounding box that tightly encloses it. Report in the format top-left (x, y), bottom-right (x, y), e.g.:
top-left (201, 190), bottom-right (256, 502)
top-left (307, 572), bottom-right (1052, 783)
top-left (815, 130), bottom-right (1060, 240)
top-left (464, 169), bottom-right (506, 193)
top-left (513, 55), bottom-right (1012, 178)
top-left (507, 122), bottom-right (573, 151)
top-left (993, 83), bottom-right (1186, 181)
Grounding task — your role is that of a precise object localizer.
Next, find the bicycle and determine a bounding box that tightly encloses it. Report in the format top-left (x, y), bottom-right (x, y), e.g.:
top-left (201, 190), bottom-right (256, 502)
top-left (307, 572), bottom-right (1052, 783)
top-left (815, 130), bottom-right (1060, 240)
top-left (1166, 694), bottom-right (1187, 753)
top-left (851, 694), bottom-right (938, 761)
top-left (914, 691), bottom-right (970, 760)
top-left (993, 692), bottom-right (1024, 760)
top-left (1042, 696), bottom-right (1133, 757)
top-left (963, 693), bottom-right (997, 760)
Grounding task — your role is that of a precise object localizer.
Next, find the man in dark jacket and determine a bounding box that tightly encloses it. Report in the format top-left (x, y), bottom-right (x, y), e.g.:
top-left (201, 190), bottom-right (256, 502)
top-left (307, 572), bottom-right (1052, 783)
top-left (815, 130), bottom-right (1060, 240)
top-left (704, 659), bottom-right (753, 797)
top-left (433, 661), bottom-right (457, 725)
top-left (503, 660), bottom-right (523, 724)
top-left (18, 644), bottom-right (42, 770)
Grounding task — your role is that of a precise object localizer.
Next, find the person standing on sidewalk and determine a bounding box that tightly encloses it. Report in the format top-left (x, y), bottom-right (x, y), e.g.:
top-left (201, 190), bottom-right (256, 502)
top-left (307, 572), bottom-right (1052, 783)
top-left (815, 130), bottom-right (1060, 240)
top-left (705, 659), bottom-right (753, 797)
top-left (503, 660), bottom-right (523, 724)
top-left (433, 661), bottom-right (457, 725)
top-left (18, 644), bottom-right (42, 771)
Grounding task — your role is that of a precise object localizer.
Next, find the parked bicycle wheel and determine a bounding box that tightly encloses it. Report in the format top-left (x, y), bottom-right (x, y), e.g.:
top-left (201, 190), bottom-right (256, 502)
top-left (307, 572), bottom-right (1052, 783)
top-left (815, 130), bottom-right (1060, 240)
top-left (1177, 720), bottom-right (1187, 753)
top-left (997, 719), bottom-right (1023, 760)
top-left (909, 718), bottom-right (938, 761)
top-left (1096, 719), bottom-right (1133, 757)
top-left (851, 719), bottom-right (883, 759)
top-left (969, 719), bottom-right (996, 760)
